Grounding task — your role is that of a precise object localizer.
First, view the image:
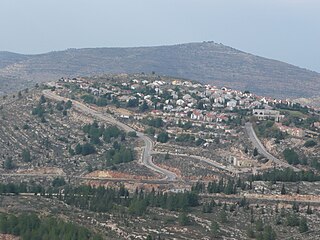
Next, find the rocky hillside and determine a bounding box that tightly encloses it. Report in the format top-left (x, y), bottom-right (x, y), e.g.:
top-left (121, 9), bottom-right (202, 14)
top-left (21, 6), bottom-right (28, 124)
top-left (0, 42), bottom-right (319, 98)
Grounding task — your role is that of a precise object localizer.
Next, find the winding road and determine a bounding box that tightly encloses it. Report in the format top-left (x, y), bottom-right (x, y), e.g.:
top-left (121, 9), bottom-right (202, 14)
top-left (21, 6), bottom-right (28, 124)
top-left (245, 122), bottom-right (300, 172)
top-left (43, 90), bottom-right (177, 181)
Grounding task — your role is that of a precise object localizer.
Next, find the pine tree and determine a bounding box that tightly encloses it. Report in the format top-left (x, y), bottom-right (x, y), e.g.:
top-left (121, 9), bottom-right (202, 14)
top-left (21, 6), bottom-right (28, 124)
top-left (211, 221), bottom-right (220, 237)
top-left (299, 218), bottom-right (308, 233)
top-left (253, 148), bottom-right (258, 156)
top-left (178, 212), bottom-right (190, 226)
top-left (280, 184), bottom-right (286, 195)
top-left (255, 218), bottom-right (264, 232)
top-left (306, 204), bottom-right (313, 215)
top-left (22, 149), bottom-right (31, 162)
top-left (219, 209), bottom-right (228, 223)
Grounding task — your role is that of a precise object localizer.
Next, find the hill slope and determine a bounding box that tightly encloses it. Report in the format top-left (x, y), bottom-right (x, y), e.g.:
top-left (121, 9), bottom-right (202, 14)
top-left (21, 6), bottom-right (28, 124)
top-left (0, 42), bottom-right (319, 98)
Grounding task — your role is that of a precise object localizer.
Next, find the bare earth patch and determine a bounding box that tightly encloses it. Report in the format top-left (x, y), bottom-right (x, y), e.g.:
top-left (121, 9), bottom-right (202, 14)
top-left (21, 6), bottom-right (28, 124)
top-left (0, 234), bottom-right (20, 240)
top-left (16, 167), bottom-right (65, 175)
top-left (85, 170), bottom-right (153, 180)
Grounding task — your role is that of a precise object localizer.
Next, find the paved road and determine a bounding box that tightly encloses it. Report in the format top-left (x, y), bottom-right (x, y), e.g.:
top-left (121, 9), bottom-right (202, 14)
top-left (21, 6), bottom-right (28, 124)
top-left (245, 122), bottom-right (300, 171)
top-left (43, 90), bottom-right (177, 181)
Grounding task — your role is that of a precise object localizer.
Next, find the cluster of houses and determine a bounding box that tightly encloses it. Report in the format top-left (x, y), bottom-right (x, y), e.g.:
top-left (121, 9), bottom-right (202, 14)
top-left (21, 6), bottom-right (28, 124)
top-left (56, 76), bottom-right (317, 140)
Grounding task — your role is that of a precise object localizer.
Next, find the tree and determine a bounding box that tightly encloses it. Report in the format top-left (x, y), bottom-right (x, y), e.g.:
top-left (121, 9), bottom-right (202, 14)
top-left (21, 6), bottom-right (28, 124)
top-left (255, 218), bottom-right (264, 232)
top-left (52, 177), bottom-right (66, 187)
top-left (139, 100), bottom-right (149, 112)
top-left (128, 131), bottom-right (137, 138)
top-left (299, 218), bottom-right (308, 233)
top-left (22, 149), bottom-right (31, 162)
top-left (304, 140), bottom-right (317, 148)
top-left (65, 100), bottom-right (73, 109)
top-left (56, 102), bottom-right (64, 111)
top-left (244, 147), bottom-right (249, 154)
top-left (283, 148), bottom-right (300, 165)
top-left (262, 225), bottom-right (276, 240)
top-left (75, 144), bottom-right (82, 155)
top-left (81, 143), bottom-right (96, 156)
top-left (246, 226), bottom-right (255, 238)
top-left (145, 127), bottom-right (155, 136)
top-left (127, 98), bottom-right (139, 108)
top-left (211, 221), bottom-right (220, 237)
top-left (306, 204), bottom-right (313, 215)
top-left (39, 95), bottom-right (46, 104)
top-left (178, 212), bottom-right (190, 226)
top-left (157, 132), bottom-right (169, 143)
top-left (219, 209), bottom-right (228, 223)
top-left (4, 157), bottom-right (15, 170)
top-left (286, 213), bottom-right (300, 227)
top-left (292, 202), bottom-right (299, 212)
top-left (280, 184), bottom-right (286, 195)
top-left (96, 98), bottom-right (108, 107)
top-left (253, 148), bottom-right (258, 156)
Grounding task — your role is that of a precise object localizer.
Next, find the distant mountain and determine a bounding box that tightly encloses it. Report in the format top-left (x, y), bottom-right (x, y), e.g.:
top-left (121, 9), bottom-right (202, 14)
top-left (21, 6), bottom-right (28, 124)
top-left (0, 42), bottom-right (319, 98)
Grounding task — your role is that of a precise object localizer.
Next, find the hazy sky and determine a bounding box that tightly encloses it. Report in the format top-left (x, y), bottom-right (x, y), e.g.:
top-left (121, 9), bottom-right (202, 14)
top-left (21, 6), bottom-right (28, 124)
top-left (1, 0), bottom-right (320, 72)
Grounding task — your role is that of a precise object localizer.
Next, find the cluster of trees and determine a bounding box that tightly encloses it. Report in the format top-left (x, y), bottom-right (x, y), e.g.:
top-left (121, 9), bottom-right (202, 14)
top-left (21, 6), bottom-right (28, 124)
top-left (0, 183), bottom-right (27, 194)
top-left (142, 117), bottom-right (164, 128)
top-left (81, 94), bottom-right (107, 107)
top-left (255, 121), bottom-right (285, 141)
top-left (52, 177), bottom-right (66, 187)
top-left (127, 131), bottom-right (137, 138)
top-left (0, 213), bottom-right (102, 240)
top-left (56, 100), bottom-right (72, 111)
top-left (192, 179), bottom-right (247, 195)
top-left (274, 102), bottom-right (309, 114)
top-left (157, 132), bottom-right (169, 143)
top-left (105, 141), bottom-right (134, 165)
top-left (31, 96), bottom-right (71, 119)
top-left (83, 122), bottom-right (125, 145)
top-left (207, 179), bottom-right (240, 195)
top-left (31, 95), bottom-right (48, 121)
top-left (283, 148), bottom-right (303, 165)
top-left (32, 104), bottom-right (45, 118)
top-left (304, 139), bottom-right (317, 148)
top-left (145, 127), bottom-right (155, 136)
top-left (0, 183), bottom-right (198, 216)
top-left (279, 107), bottom-right (318, 131)
top-left (177, 120), bottom-right (193, 130)
top-left (69, 122), bottom-right (129, 156)
top-left (175, 134), bottom-right (205, 146)
top-left (126, 98), bottom-right (139, 108)
top-left (126, 96), bottom-right (149, 112)
top-left (139, 100), bottom-right (149, 112)
top-left (73, 143), bottom-right (96, 156)
top-left (285, 213), bottom-right (309, 233)
top-left (57, 185), bottom-right (199, 216)
top-left (247, 224), bottom-right (276, 240)
top-left (175, 133), bottom-right (195, 143)
top-left (0, 182), bottom-right (48, 195)
top-left (251, 168), bottom-right (320, 182)
top-left (310, 159), bottom-right (320, 171)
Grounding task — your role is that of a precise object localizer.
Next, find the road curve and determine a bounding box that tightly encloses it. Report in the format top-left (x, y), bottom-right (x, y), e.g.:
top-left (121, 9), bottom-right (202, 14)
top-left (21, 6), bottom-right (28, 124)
top-left (43, 90), bottom-right (177, 181)
top-left (245, 122), bottom-right (300, 171)
top-left (153, 151), bottom-right (232, 172)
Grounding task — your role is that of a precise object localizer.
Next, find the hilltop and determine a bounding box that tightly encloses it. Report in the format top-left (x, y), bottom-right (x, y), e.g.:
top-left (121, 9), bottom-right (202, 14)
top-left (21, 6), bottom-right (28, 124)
top-left (0, 42), bottom-right (319, 99)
